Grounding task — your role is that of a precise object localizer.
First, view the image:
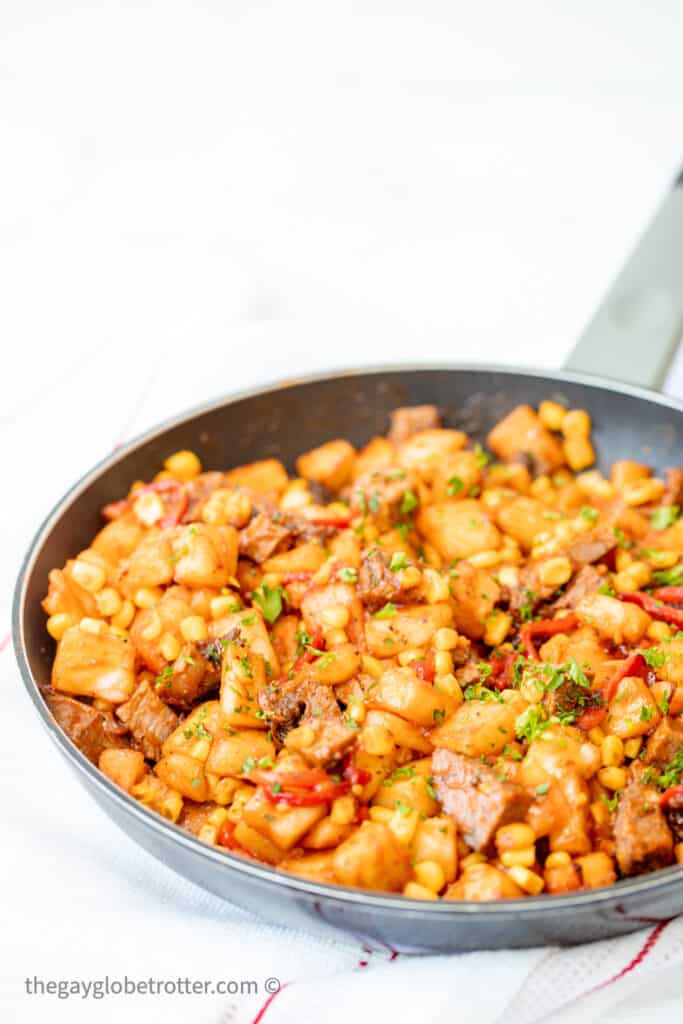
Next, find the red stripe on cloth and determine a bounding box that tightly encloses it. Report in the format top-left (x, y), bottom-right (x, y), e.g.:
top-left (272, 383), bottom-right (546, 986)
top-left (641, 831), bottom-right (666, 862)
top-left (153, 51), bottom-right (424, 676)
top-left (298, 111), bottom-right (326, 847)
top-left (251, 982), bottom-right (290, 1024)
top-left (592, 921), bottom-right (670, 993)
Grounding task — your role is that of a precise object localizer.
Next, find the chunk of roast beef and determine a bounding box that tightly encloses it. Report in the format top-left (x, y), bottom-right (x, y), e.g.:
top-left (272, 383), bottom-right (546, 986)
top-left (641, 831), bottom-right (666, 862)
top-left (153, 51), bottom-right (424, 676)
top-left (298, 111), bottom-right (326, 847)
top-left (181, 472), bottom-right (227, 523)
top-left (552, 565), bottom-right (604, 610)
top-left (258, 677), bottom-right (354, 766)
top-left (645, 717), bottom-right (683, 765)
top-left (156, 642), bottom-right (221, 709)
top-left (432, 749), bottom-right (532, 851)
top-left (388, 404), bottom-right (441, 444)
top-left (116, 679), bottom-right (179, 760)
top-left (564, 527), bottom-right (616, 565)
top-left (613, 768), bottom-right (673, 876)
top-left (44, 688), bottom-right (129, 763)
top-left (357, 549), bottom-right (401, 610)
top-left (238, 512), bottom-right (292, 563)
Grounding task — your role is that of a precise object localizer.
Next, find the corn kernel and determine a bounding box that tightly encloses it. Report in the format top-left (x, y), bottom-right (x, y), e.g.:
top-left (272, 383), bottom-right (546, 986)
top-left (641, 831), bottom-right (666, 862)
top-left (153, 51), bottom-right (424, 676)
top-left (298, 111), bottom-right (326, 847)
top-left (361, 654), bottom-right (384, 679)
top-left (545, 851), bottom-right (571, 869)
top-left (576, 471), bottom-right (614, 500)
top-left (598, 766), bottom-right (627, 791)
top-left (643, 549), bottom-right (679, 569)
top-left (496, 822), bottom-right (536, 851)
top-left (590, 800), bottom-right (610, 827)
top-left (369, 806), bottom-right (393, 824)
top-left (563, 437), bottom-right (595, 472)
top-left (434, 627), bottom-right (459, 651)
top-left (537, 556), bottom-right (572, 589)
top-left (530, 475), bottom-right (552, 497)
top-left (112, 598), bottom-right (135, 629)
top-left (321, 605), bottom-right (350, 630)
top-left (497, 566), bottom-right (520, 589)
top-left (132, 490), bottom-right (166, 527)
top-left (331, 795), bottom-right (356, 825)
top-left (398, 566), bottom-right (422, 589)
top-left (207, 806), bottom-right (230, 827)
top-left (507, 865), bottom-right (544, 894)
top-left (484, 610), bottom-right (512, 648)
top-left (47, 613), bottom-right (73, 641)
top-left (133, 587), bottom-right (163, 609)
top-left (347, 698), bottom-right (366, 724)
top-left (613, 562), bottom-right (651, 594)
top-left (624, 737), bottom-right (643, 759)
top-left (71, 559), bottom-right (106, 594)
top-left (413, 860), bottom-right (446, 894)
top-left (500, 847), bottom-right (536, 868)
top-left (615, 549), bottom-right (633, 572)
top-left (164, 449), bottom-right (202, 480)
top-left (388, 807), bottom-right (419, 844)
top-left (539, 400), bottom-right (567, 431)
top-left (180, 615), bottom-right (208, 643)
top-left (95, 587), bottom-right (122, 618)
top-left (140, 611), bottom-right (162, 641)
top-left (160, 632), bottom-right (181, 662)
top-left (461, 852), bottom-right (487, 870)
top-left (434, 650), bottom-right (453, 676)
top-left (403, 881), bottom-right (438, 900)
top-left (601, 735), bottom-right (624, 767)
top-left (562, 409), bottom-right (591, 438)
top-left (280, 479), bottom-right (312, 511)
top-left (468, 549), bottom-right (501, 568)
top-left (80, 617), bottom-right (106, 635)
top-left (362, 724), bottom-right (395, 756)
top-left (422, 568), bottom-right (450, 603)
top-left (647, 621), bottom-right (671, 642)
top-left (675, 843), bottom-right (683, 866)
top-left (325, 628), bottom-right (349, 647)
top-left (588, 726), bottom-right (606, 746)
top-left (398, 648), bottom-right (426, 667)
top-left (623, 478), bottom-right (666, 507)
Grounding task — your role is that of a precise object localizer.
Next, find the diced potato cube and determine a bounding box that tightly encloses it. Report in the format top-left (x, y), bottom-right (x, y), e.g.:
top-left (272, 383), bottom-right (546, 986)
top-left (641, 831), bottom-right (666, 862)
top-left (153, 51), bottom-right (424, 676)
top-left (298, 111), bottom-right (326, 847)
top-left (606, 676), bottom-right (661, 738)
top-left (411, 817), bottom-right (457, 883)
top-left (431, 452), bottom-right (482, 502)
top-left (209, 608), bottom-right (279, 676)
top-left (278, 850), bottom-right (338, 881)
top-left (262, 541), bottom-right (327, 575)
top-left (449, 563), bottom-right (500, 639)
top-left (172, 524), bottom-right (238, 589)
top-left (444, 863), bottom-right (523, 901)
top-left (371, 757), bottom-right (439, 819)
top-left (91, 516), bottom-right (145, 565)
top-left (416, 500), bottom-right (501, 561)
top-left (131, 774), bottom-right (183, 821)
top-left (116, 531), bottom-right (175, 596)
top-left (352, 437), bottom-right (396, 478)
top-left (519, 725), bottom-right (601, 786)
top-left (364, 710), bottom-right (434, 754)
top-left (243, 788), bottom-right (326, 851)
top-left (232, 821), bottom-right (287, 864)
top-left (220, 642), bottom-right (267, 728)
top-left (372, 667), bottom-right (457, 727)
top-left (52, 625), bottom-right (136, 702)
top-left (396, 429), bottom-right (467, 479)
top-left (206, 729), bottom-right (275, 777)
top-left (496, 497), bottom-right (548, 551)
top-left (223, 459), bottom-right (289, 495)
top-left (296, 439), bottom-right (356, 491)
top-left (487, 405), bottom-right (564, 471)
top-left (430, 690), bottom-right (528, 757)
top-left (42, 566), bottom-right (99, 622)
top-left (155, 752), bottom-right (209, 800)
top-left (332, 821), bottom-right (411, 891)
top-left (575, 593), bottom-right (651, 644)
top-left (301, 582), bottom-right (365, 647)
top-left (98, 749), bottom-right (147, 793)
top-left (301, 816), bottom-right (354, 850)
top-left (365, 602), bottom-right (452, 658)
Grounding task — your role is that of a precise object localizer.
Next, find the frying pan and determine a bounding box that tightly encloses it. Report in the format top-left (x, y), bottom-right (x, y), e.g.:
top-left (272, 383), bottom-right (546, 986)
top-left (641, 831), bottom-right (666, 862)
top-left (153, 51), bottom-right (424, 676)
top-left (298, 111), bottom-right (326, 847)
top-left (12, 175), bottom-right (683, 952)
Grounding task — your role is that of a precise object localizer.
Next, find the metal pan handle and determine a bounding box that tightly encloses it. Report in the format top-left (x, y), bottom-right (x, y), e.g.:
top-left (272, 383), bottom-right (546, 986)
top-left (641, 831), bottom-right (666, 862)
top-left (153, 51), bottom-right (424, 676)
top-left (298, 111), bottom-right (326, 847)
top-left (564, 169), bottom-right (683, 391)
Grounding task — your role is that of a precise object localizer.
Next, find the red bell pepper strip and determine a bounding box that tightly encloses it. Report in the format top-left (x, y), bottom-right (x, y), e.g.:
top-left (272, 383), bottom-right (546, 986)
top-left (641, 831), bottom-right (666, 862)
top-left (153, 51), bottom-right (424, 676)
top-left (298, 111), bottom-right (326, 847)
top-left (291, 627), bottom-right (325, 673)
top-left (619, 592), bottom-right (683, 630)
top-left (308, 515), bottom-right (351, 529)
top-left (490, 650), bottom-right (519, 690)
top-left (520, 613), bottom-right (579, 660)
top-left (282, 571), bottom-right (314, 584)
top-left (247, 762), bottom-right (371, 807)
top-left (576, 651), bottom-right (647, 731)
top-left (651, 586), bottom-right (683, 604)
top-left (414, 652), bottom-right (435, 683)
top-left (660, 784), bottom-right (683, 809)
top-left (101, 480), bottom-right (188, 529)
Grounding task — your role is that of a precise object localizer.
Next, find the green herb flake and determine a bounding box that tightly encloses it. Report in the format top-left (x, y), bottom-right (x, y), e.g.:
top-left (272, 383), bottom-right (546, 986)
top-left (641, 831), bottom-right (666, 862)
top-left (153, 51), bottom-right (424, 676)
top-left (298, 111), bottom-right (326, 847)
top-left (374, 602), bottom-right (398, 619)
top-left (251, 583), bottom-right (286, 625)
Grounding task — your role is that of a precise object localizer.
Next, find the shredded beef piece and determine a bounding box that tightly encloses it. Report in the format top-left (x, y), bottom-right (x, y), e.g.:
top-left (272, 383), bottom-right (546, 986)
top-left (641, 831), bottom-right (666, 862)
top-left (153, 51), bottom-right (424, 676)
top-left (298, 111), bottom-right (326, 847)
top-left (44, 688), bottom-right (129, 763)
top-left (645, 717), bottom-right (683, 765)
top-left (614, 768), bottom-right (673, 876)
top-left (663, 467), bottom-right (683, 507)
top-left (357, 549), bottom-right (401, 610)
top-left (552, 565), bottom-right (603, 610)
top-left (258, 677), bottom-right (354, 766)
top-left (564, 527), bottom-right (616, 565)
top-left (116, 679), bottom-right (179, 760)
top-left (239, 512), bottom-right (292, 563)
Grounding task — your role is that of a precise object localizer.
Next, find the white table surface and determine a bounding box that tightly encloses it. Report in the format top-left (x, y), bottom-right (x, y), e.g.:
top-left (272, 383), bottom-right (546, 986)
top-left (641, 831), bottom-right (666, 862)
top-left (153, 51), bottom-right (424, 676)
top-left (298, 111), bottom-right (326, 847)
top-left (3, 3), bottom-right (683, 1021)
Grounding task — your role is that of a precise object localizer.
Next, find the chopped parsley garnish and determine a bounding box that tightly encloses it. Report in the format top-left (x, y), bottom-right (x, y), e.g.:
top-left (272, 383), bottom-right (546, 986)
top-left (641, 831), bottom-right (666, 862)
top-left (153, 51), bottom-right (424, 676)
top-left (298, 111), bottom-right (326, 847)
top-left (515, 705), bottom-right (550, 743)
top-left (601, 792), bottom-right (619, 812)
top-left (394, 799), bottom-right (413, 817)
top-left (446, 476), bottom-right (464, 496)
top-left (598, 582), bottom-right (616, 596)
top-left (374, 602), bottom-right (397, 619)
top-left (652, 564), bottom-right (683, 587)
top-left (389, 551), bottom-right (409, 572)
top-left (400, 490), bottom-right (419, 516)
top-left (535, 782), bottom-right (550, 796)
top-left (652, 506), bottom-right (680, 531)
top-left (463, 684), bottom-right (505, 703)
top-left (432, 708), bottom-right (446, 724)
top-left (645, 748), bottom-right (683, 790)
top-left (519, 590), bottom-right (536, 622)
top-left (613, 527), bottom-right (635, 550)
top-left (251, 583), bottom-right (286, 624)
top-left (580, 506), bottom-right (599, 523)
top-left (638, 646), bottom-right (667, 669)
top-left (338, 567), bottom-right (358, 583)
top-left (473, 442), bottom-right (490, 467)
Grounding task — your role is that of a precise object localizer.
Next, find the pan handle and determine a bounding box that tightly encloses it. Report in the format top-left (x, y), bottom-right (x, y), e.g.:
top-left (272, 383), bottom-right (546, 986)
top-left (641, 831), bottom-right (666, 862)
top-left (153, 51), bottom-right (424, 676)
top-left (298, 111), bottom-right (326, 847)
top-left (563, 169), bottom-right (683, 391)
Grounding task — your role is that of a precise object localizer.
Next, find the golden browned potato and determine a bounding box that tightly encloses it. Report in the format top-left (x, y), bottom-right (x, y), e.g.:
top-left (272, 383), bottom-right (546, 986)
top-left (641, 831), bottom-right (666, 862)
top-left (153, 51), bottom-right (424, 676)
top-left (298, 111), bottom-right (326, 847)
top-left (431, 690), bottom-right (528, 757)
top-left (278, 851), bottom-right (338, 882)
top-left (262, 540), bottom-right (327, 575)
top-left (606, 676), bottom-right (661, 738)
top-left (301, 581), bottom-right (365, 646)
top-left (209, 608), bottom-right (279, 676)
top-left (365, 602), bottom-right (452, 658)
top-left (448, 563), bottom-right (500, 639)
top-left (444, 863), bottom-right (523, 901)
top-left (243, 788), bottom-right (327, 851)
top-left (495, 496), bottom-right (548, 551)
top-left (171, 524), bottom-right (238, 589)
top-left (52, 625), bottom-right (136, 703)
top-left (155, 752), bottom-right (209, 800)
top-left (332, 821), bottom-right (411, 891)
top-left (575, 593), bottom-right (651, 644)
top-left (42, 566), bottom-right (99, 621)
top-left (352, 437), bottom-right (396, 478)
top-left (372, 667), bottom-right (457, 727)
top-left (116, 530), bottom-right (175, 596)
top-left (416, 500), bottom-right (501, 561)
top-left (519, 724), bottom-right (600, 786)
top-left (396, 429), bottom-right (467, 479)
top-left (301, 816), bottom-right (355, 850)
top-left (219, 642), bottom-right (267, 728)
top-left (223, 458), bottom-right (289, 495)
top-left (487, 404), bottom-right (564, 471)
top-left (430, 452), bottom-right (482, 502)
top-left (206, 729), bottom-right (275, 777)
top-left (296, 439), bottom-right (356, 490)
top-left (98, 749), bottom-right (147, 793)
top-left (371, 757), bottom-right (439, 818)
top-left (91, 515), bottom-right (145, 565)
top-left (411, 816), bottom-right (458, 883)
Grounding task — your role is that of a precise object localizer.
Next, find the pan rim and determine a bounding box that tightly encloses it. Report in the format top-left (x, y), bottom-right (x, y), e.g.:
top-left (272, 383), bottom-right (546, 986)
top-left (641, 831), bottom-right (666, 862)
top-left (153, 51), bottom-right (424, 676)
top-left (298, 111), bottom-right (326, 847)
top-left (12, 361), bottom-right (683, 920)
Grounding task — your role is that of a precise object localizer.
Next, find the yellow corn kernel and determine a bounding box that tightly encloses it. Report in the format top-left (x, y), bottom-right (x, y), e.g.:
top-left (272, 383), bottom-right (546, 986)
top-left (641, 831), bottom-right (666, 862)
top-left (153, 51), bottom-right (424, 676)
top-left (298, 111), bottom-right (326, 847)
top-left (613, 562), bottom-right (651, 594)
top-left (576, 851), bottom-right (615, 889)
top-left (361, 654), bottom-right (384, 680)
top-left (330, 795), bottom-right (356, 825)
top-left (601, 735), bottom-right (624, 767)
top-left (590, 800), bottom-right (610, 827)
top-left (647, 621), bottom-right (671, 643)
top-left (133, 587), bottom-right (163, 609)
top-left (261, 572), bottom-right (284, 589)
top-left (346, 698), bottom-right (366, 724)
top-left (539, 400), bottom-right (567, 431)
top-left (537, 557), bottom-right (572, 589)
top-left (201, 488), bottom-right (252, 527)
top-left (211, 777), bottom-right (240, 806)
top-left (388, 807), bottom-right (419, 844)
top-left (160, 632), bottom-right (181, 662)
top-left (198, 824), bottom-right (218, 846)
top-left (284, 724), bottom-right (316, 750)
top-left (507, 865), bottom-right (544, 895)
top-left (47, 613), bottom-right (73, 641)
top-left (179, 615), bottom-right (208, 643)
top-left (461, 852), bottom-right (487, 871)
top-left (530, 475), bottom-right (552, 497)
top-left (467, 549), bottom-right (501, 568)
top-left (140, 611), bottom-right (162, 642)
top-left (226, 785), bottom-right (256, 823)
top-left (588, 726), bottom-right (606, 746)
top-left (500, 847), bottom-right (535, 868)
top-left (398, 648), bottom-right (426, 667)
top-left (545, 851), bottom-right (571, 869)
top-left (362, 723), bottom-right (395, 756)
top-left (563, 437), bottom-right (595, 472)
top-left (111, 598), bottom-right (135, 630)
top-left (153, 470), bottom-right (174, 483)
top-left (576, 471), bottom-right (614, 500)
top-left (598, 766), bottom-right (627, 791)
top-left (321, 605), bottom-right (350, 630)
top-left (434, 627), bottom-right (459, 651)
top-left (643, 549), bottom-right (679, 569)
top-left (398, 566), bottom-right (422, 589)
top-left (210, 595), bottom-right (239, 620)
top-left (434, 674), bottom-right (464, 702)
top-left (403, 882), bottom-right (438, 900)
top-left (434, 650), bottom-right (453, 676)
top-left (495, 822), bottom-right (536, 851)
top-left (422, 568), bottom-right (450, 603)
top-left (71, 559), bottom-right (106, 594)
top-left (413, 860), bottom-right (446, 894)
top-left (164, 449), bottom-right (202, 481)
top-left (623, 478), bottom-right (666, 507)
top-left (675, 843), bottom-right (683, 866)
top-left (615, 549), bottom-right (633, 573)
top-left (95, 587), bottom-right (122, 618)
top-left (369, 806), bottom-right (393, 824)
top-left (497, 566), bottom-right (520, 589)
top-left (484, 611), bottom-right (512, 648)
top-left (624, 737), bottom-right (643, 759)
top-left (562, 409), bottom-right (591, 438)
top-left (80, 617), bottom-right (106, 635)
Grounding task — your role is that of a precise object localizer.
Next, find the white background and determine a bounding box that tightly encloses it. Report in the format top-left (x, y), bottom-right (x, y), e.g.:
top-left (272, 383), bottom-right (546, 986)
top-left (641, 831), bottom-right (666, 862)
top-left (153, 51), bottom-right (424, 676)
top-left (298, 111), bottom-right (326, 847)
top-left (2, 3), bottom-right (683, 1022)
